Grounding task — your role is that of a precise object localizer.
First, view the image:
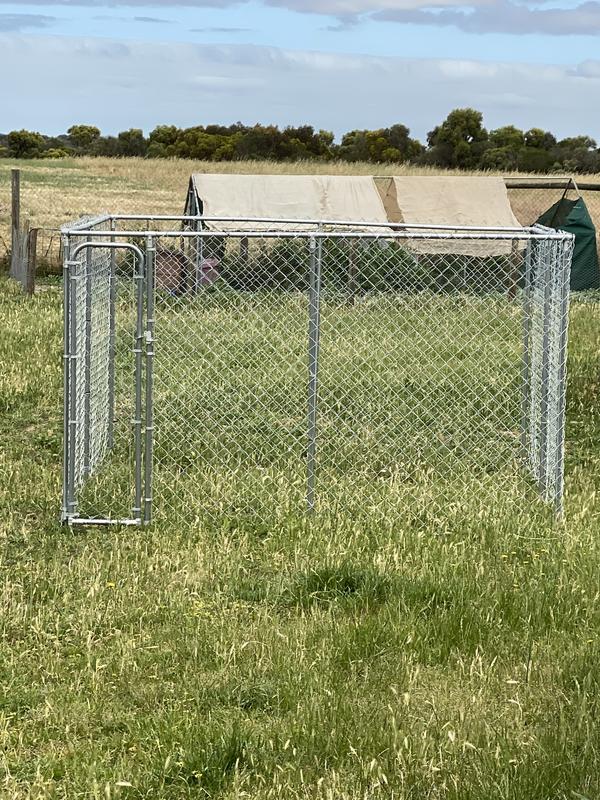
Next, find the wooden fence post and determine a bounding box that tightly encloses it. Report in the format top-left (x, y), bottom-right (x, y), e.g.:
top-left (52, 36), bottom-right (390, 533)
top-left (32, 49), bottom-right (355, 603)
top-left (26, 227), bottom-right (37, 295)
top-left (10, 168), bottom-right (20, 280)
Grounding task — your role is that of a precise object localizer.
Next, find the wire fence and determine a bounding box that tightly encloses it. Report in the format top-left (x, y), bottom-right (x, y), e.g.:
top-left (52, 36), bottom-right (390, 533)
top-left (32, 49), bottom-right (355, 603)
top-left (61, 215), bottom-right (574, 528)
top-left (507, 180), bottom-right (600, 227)
top-left (2, 177), bottom-right (598, 283)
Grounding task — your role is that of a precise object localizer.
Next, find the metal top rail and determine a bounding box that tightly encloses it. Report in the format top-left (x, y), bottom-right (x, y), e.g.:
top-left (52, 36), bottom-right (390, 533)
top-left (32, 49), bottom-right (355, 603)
top-left (505, 176), bottom-right (600, 191)
top-left (62, 216), bottom-right (573, 241)
top-left (106, 213), bottom-right (531, 233)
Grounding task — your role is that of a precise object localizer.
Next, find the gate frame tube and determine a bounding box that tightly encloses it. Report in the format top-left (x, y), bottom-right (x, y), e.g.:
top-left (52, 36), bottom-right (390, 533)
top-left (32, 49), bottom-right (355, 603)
top-left (307, 235), bottom-right (323, 511)
top-left (61, 235), bottom-right (72, 523)
top-left (552, 238), bottom-right (573, 518)
top-left (538, 239), bottom-right (553, 498)
top-left (520, 240), bottom-right (534, 463)
top-left (144, 236), bottom-right (156, 524)
top-left (63, 240), bottom-right (145, 527)
top-left (83, 246), bottom-right (93, 476)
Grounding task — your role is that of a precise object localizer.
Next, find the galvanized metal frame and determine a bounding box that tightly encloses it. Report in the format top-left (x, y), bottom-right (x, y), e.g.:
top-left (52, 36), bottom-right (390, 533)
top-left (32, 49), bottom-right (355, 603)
top-left (553, 239), bottom-right (572, 517)
top-left (62, 239), bottom-right (146, 526)
top-left (62, 216), bottom-right (574, 527)
top-left (520, 239), bottom-right (534, 462)
top-left (144, 236), bottom-right (156, 524)
top-left (307, 236), bottom-right (322, 511)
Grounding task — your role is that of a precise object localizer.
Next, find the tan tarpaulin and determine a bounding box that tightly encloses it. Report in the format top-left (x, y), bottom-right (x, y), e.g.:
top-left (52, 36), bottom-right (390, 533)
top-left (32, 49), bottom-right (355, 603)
top-left (376, 176), bottom-right (522, 256)
top-left (189, 174), bottom-right (389, 229)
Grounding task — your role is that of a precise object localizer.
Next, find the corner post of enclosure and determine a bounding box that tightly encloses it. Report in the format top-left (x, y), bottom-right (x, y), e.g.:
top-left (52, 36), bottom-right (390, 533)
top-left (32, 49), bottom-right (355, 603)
top-left (520, 240), bottom-right (534, 461)
top-left (133, 246), bottom-right (146, 523)
top-left (307, 234), bottom-right (323, 511)
top-left (83, 246), bottom-right (93, 476)
top-left (67, 258), bottom-right (80, 521)
top-left (108, 218), bottom-right (117, 449)
top-left (553, 235), bottom-right (573, 518)
top-left (144, 235), bottom-right (156, 525)
top-left (62, 236), bottom-right (72, 524)
top-left (538, 239), bottom-right (553, 498)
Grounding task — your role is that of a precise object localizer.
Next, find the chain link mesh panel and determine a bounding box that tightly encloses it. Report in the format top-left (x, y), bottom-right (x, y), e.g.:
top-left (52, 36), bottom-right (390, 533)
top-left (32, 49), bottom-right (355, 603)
top-left (63, 217), bottom-right (143, 523)
top-left (525, 237), bottom-right (573, 505)
top-left (62, 217), bottom-right (574, 528)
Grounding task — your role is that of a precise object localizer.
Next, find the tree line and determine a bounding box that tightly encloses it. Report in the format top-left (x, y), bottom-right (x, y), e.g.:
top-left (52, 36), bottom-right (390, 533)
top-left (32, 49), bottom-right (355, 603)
top-left (1, 108), bottom-right (599, 173)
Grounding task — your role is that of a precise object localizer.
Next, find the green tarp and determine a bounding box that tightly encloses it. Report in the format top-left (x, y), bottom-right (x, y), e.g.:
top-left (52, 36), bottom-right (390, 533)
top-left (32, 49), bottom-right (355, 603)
top-left (537, 197), bottom-right (600, 291)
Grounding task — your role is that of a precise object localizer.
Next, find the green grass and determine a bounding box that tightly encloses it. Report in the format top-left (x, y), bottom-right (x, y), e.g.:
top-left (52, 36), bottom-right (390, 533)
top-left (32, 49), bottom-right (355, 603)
top-left (77, 278), bottom-right (530, 529)
top-left (1, 276), bottom-right (600, 798)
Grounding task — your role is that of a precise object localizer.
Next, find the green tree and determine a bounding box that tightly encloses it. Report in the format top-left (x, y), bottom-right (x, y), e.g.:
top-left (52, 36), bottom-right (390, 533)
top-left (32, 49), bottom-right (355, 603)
top-left (524, 128), bottom-right (556, 151)
top-left (489, 125), bottom-right (524, 151)
top-left (480, 147), bottom-right (518, 171)
top-left (426, 108), bottom-right (488, 169)
top-left (339, 124), bottom-right (422, 163)
top-left (554, 136), bottom-right (599, 173)
top-left (117, 128), bottom-right (148, 157)
top-left (67, 125), bottom-right (101, 152)
top-left (7, 129), bottom-right (46, 159)
top-left (481, 126), bottom-right (524, 170)
top-left (517, 147), bottom-right (554, 173)
top-left (147, 125), bottom-right (181, 158)
top-left (45, 148), bottom-right (69, 159)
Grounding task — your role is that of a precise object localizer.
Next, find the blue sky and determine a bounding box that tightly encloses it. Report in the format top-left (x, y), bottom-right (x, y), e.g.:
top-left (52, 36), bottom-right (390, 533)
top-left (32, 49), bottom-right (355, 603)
top-left (1, 0), bottom-right (599, 140)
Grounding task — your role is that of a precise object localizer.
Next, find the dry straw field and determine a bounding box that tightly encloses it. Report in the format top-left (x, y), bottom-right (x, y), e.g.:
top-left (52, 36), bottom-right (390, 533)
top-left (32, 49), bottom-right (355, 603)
top-left (0, 157), bottom-right (469, 248)
top-left (3, 156), bottom-right (598, 263)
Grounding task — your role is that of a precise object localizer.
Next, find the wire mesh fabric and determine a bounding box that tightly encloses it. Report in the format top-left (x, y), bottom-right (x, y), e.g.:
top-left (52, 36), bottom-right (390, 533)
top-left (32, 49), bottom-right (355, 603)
top-left (61, 217), bottom-right (574, 528)
top-left (62, 215), bottom-right (143, 524)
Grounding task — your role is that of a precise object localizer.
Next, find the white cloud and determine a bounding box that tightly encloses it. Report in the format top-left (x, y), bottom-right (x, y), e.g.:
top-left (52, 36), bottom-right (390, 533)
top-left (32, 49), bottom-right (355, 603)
top-left (0, 12), bottom-right (56, 31)
top-left (1, 0), bottom-right (595, 35)
top-left (0, 35), bottom-right (598, 141)
top-left (570, 59), bottom-right (600, 78)
top-left (376, 0), bottom-right (600, 35)
top-left (189, 74), bottom-right (265, 89)
top-left (0, 0), bottom-right (495, 12)
top-left (437, 60), bottom-right (501, 79)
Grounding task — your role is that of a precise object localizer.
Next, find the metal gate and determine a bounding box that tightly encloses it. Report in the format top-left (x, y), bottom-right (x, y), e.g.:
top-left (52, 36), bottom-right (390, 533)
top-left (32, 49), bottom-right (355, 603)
top-left (61, 216), bottom-right (574, 528)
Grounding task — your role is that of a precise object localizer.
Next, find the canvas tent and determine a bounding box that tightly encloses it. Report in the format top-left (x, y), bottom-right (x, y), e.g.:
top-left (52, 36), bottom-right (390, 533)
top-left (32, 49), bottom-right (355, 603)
top-left (185, 174), bottom-right (389, 229)
top-left (537, 195), bottom-right (599, 291)
top-left (375, 176), bottom-right (522, 256)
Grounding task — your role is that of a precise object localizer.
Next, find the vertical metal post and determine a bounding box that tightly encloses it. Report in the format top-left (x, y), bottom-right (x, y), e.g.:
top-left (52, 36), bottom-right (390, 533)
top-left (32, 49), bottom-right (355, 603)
top-left (538, 239), bottom-right (553, 499)
top-left (520, 240), bottom-right (534, 463)
top-left (553, 238), bottom-right (572, 517)
top-left (194, 218), bottom-right (203, 294)
top-left (62, 237), bottom-right (72, 523)
top-left (307, 236), bottom-right (322, 511)
top-left (26, 227), bottom-right (37, 296)
top-left (144, 236), bottom-right (156, 525)
top-left (108, 219), bottom-right (117, 449)
top-left (133, 250), bottom-right (145, 522)
top-left (10, 169), bottom-right (20, 281)
top-left (83, 247), bottom-right (93, 475)
top-left (67, 259), bottom-right (79, 519)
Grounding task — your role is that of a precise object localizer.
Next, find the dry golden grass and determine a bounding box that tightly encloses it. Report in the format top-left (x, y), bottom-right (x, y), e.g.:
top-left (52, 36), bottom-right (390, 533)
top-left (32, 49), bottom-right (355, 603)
top-left (1, 156), bottom-right (599, 264)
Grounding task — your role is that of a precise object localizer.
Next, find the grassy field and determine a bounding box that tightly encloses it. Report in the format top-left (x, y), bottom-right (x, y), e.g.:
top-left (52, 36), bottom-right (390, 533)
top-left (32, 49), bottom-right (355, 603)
top-left (1, 269), bottom-right (600, 798)
top-left (2, 157), bottom-right (600, 797)
top-left (2, 156), bottom-right (600, 272)
top-left (0, 156), bottom-right (448, 260)
top-left (77, 285), bottom-right (531, 529)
